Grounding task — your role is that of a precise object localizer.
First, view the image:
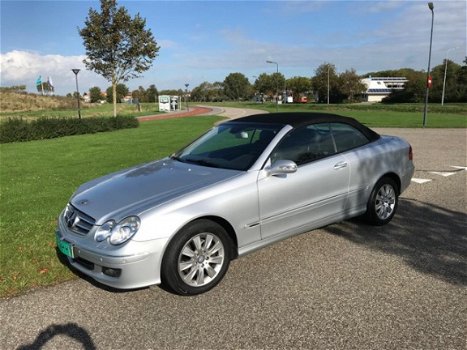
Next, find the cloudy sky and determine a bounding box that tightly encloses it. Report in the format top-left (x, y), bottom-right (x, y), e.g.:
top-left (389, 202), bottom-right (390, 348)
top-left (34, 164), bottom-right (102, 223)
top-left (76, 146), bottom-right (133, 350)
top-left (1, 0), bottom-right (466, 95)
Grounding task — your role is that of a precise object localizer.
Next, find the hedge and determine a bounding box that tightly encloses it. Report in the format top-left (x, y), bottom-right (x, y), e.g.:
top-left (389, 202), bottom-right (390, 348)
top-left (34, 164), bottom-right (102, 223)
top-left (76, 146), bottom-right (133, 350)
top-left (0, 116), bottom-right (139, 143)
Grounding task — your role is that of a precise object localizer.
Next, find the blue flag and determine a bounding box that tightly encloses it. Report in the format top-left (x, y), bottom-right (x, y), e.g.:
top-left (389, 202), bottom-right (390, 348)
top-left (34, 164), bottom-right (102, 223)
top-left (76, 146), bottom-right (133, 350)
top-left (36, 76), bottom-right (42, 86)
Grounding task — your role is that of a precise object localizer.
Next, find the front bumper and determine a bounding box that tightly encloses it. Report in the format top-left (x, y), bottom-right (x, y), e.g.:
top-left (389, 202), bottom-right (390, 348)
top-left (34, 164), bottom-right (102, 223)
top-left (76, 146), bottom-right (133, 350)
top-left (56, 216), bottom-right (167, 290)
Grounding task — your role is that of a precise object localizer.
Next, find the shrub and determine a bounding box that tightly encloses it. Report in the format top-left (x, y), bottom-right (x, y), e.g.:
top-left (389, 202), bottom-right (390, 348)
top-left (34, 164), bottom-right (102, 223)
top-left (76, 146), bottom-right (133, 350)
top-left (0, 116), bottom-right (139, 143)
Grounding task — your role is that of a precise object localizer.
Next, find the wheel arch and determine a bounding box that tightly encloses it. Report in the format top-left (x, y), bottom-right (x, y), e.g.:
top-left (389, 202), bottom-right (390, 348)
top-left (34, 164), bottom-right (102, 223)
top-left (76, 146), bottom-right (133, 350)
top-left (379, 172), bottom-right (401, 195)
top-left (181, 215), bottom-right (239, 260)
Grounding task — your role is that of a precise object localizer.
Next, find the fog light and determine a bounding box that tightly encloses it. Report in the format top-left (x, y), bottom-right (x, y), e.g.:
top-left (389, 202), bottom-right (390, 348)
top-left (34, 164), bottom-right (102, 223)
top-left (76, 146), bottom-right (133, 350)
top-left (102, 267), bottom-right (121, 278)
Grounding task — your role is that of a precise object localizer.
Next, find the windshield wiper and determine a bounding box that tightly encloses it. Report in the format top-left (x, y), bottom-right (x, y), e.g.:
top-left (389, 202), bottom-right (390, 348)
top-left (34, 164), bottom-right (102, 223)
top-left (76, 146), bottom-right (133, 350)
top-left (184, 158), bottom-right (220, 168)
top-left (170, 154), bottom-right (184, 163)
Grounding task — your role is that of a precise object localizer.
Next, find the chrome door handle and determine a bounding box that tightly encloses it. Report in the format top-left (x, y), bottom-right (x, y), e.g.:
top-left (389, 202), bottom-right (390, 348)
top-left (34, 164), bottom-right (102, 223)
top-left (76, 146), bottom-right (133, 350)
top-left (334, 162), bottom-right (348, 170)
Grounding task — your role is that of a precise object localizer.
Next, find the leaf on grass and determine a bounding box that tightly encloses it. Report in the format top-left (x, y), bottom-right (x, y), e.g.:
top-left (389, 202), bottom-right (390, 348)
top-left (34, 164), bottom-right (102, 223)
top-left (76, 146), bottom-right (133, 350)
top-left (39, 268), bottom-right (49, 275)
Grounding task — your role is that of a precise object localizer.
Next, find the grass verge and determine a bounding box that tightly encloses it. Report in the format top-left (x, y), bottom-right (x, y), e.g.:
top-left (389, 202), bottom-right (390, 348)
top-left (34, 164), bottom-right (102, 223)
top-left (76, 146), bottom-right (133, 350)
top-left (0, 102), bottom-right (162, 121)
top-left (0, 116), bottom-right (221, 297)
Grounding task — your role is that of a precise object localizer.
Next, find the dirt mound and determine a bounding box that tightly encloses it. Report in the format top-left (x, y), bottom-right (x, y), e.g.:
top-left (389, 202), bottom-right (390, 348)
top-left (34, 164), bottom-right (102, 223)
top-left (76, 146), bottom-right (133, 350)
top-left (0, 91), bottom-right (76, 113)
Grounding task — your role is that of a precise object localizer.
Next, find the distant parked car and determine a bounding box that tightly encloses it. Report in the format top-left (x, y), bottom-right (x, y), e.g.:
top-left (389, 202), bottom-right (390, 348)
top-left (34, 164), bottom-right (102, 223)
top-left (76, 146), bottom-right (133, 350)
top-left (294, 96), bottom-right (308, 103)
top-left (56, 113), bottom-right (414, 295)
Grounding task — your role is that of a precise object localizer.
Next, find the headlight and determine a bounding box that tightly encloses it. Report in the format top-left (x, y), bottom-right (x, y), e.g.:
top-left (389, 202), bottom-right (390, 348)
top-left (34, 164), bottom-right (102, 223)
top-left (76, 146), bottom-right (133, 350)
top-left (109, 216), bottom-right (141, 245)
top-left (95, 220), bottom-right (115, 242)
top-left (94, 216), bottom-right (140, 245)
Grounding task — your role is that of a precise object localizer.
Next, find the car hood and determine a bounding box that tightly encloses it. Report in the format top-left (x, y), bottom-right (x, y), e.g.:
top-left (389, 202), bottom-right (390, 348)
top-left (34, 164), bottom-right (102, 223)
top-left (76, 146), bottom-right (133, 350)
top-left (70, 158), bottom-right (241, 224)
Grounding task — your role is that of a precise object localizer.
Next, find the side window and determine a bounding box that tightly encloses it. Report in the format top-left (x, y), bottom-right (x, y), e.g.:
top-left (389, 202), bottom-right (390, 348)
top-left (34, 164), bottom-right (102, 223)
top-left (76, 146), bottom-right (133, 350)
top-left (271, 123), bottom-right (337, 166)
top-left (330, 123), bottom-right (369, 153)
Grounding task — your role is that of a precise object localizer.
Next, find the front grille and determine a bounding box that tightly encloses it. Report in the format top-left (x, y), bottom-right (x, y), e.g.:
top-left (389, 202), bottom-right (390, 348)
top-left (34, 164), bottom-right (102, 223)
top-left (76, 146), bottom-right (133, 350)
top-left (64, 204), bottom-right (96, 235)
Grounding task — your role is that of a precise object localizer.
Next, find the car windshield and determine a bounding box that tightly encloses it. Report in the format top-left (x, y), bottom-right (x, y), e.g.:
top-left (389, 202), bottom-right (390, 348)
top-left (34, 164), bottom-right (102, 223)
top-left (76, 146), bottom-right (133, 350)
top-left (172, 122), bottom-right (283, 171)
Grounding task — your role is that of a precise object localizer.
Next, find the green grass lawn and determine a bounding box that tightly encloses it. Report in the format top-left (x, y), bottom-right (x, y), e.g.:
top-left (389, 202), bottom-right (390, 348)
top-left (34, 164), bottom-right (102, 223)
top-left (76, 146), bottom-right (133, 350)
top-left (0, 116), bottom-right (221, 297)
top-left (0, 102), bottom-right (162, 121)
top-left (207, 102), bottom-right (467, 128)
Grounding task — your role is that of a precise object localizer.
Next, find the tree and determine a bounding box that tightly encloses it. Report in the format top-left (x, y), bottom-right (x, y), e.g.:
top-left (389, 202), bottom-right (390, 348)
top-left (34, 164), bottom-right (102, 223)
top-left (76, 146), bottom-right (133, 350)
top-left (130, 85), bottom-right (158, 102)
top-left (106, 83), bottom-right (129, 103)
top-left (457, 57), bottom-right (467, 102)
top-left (254, 73), bottom-right (274, 96)
top-left (131, 86), bottom-right (146, 101)
top-left (223, 73), bottom-right (251, 100)
top-left (159, 89), bottom-right (184, 96)
top-left (382, 76), bottom-right (425, 103)
top-left (145, 84), bottom-right (158, 102)
top-left (270, 72), bottom-right (286, 99)
top-left (191, 82), bottom-right (225, 102)
top-left (338, 69), bottom-right (366, 102)
top-left (191, 82), bottom-right (210, 102)
top-left (286, 76), bottom-right (312, 101)
top-left (253, 73), bottom-right (285, 100)
top-left (89, 86), bottom-right (103, 103)
top-left (79, 0), bottom-right (159, 117)
top-left (312, 63), bottom-right (339, 103)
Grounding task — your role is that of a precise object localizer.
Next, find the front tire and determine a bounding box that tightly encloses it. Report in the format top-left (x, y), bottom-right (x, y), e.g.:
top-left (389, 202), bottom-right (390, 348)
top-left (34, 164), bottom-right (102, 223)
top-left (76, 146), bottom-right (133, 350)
top-left (161, 219), bottom-right (232, 295)
top-left (364, 177), bottom-right (399, 226)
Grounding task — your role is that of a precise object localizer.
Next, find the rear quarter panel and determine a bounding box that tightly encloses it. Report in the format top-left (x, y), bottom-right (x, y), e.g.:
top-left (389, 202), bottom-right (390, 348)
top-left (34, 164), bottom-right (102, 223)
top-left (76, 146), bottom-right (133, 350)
top-left (343, 136), bottom-right (414, 212)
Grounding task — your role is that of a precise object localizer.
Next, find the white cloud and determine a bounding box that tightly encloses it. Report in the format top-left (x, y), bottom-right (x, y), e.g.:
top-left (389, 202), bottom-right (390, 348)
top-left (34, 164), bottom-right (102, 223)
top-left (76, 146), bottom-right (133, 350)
top-left (1, 1), bottom-right (464, 93)
top-left (0, 50), bottom-right (108, 94)
top-left (158, 39), bottom-right (178, 49)
top-left (360, 0), bottom-right (404, 13)
top-left (175, 0), bottom-right (466, 78)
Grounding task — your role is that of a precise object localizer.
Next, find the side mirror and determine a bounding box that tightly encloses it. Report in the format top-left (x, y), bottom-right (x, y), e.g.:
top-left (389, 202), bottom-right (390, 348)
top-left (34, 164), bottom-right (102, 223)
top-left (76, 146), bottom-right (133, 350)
top-left (266, 160), bottom-right (298, 176)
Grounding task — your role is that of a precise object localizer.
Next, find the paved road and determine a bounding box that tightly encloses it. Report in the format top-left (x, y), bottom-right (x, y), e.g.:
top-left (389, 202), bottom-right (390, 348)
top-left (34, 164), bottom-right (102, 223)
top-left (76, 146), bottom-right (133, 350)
top-left (206, 105), bottom-right (269, 120)
top-left (1, 124), bottom-right (466, 349)
top-left (137, 105), bottom-right (268, 122)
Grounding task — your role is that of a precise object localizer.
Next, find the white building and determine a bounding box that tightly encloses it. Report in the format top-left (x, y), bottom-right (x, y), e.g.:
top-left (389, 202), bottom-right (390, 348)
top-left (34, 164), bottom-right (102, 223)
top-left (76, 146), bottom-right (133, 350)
top-left (361, 76), bottom-right (408, 102)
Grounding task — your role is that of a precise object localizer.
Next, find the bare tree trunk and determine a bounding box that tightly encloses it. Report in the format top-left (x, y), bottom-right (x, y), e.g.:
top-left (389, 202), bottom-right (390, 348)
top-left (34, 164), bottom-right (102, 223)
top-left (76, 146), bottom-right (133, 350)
top-left (112, 78), bottom-right (117, 117)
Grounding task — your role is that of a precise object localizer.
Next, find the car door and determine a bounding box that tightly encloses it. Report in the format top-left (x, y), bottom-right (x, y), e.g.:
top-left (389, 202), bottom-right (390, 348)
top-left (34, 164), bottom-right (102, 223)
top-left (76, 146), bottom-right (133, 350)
top-left (330, 122), bottom-right (374, 212)
top-left (257, 123), bottom-right (350, 239)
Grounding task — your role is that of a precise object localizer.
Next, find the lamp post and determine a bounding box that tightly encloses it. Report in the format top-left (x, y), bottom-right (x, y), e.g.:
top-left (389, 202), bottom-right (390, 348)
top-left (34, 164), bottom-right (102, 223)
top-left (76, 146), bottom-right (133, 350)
top-left (266, 60), bottom-right (279, 112)
top-left (327, 64), bottom-right (330, 105)
top-left (71, 69), bottom-right (81, 119)
top-left (441, 47), bottom-right (458, 106)
top-left (422, 2), bottom-right (434, 128)
top-left (184, 83), bottom-right (189, 112)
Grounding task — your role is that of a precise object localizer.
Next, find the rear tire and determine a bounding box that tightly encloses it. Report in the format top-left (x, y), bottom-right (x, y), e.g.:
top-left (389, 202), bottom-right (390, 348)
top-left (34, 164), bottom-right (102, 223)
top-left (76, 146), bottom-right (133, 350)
top-left (161, 219), bottom-right (232, 295)
top-left (363, 177), bottom-right (399, 226)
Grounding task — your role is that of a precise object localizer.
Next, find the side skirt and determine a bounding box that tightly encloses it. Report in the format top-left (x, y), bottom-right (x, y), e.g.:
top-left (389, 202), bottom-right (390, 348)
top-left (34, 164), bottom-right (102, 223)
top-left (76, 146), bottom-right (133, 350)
top-left (237, 207), bottom-right (366, 257)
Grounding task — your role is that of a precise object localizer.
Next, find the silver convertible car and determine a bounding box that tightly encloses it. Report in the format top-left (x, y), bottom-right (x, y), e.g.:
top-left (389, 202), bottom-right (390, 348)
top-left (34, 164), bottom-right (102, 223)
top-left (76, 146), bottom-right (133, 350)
top-left (56, 113), bottom-right (414, 295)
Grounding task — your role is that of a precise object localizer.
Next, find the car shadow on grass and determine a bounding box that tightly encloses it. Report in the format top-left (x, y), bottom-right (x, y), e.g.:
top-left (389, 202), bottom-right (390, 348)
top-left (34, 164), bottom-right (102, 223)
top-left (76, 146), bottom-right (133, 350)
top-left (325, 198), bottom-right (467, 286)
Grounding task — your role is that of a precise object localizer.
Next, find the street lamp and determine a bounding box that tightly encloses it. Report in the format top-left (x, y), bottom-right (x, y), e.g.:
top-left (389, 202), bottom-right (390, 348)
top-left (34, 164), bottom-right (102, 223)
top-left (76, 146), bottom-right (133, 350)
top-left (422, 2), bottom-right (434, 128)
top-left (71, 69), bottom-right (81, 119)
top-left (185, 83), bottom-right (189, 112)
top-left (266, 60), bottom-right (279, 112)
top-left (441, 47), bottom-right (458, 106)
top-left (327, 64), bottom-right (330, 105)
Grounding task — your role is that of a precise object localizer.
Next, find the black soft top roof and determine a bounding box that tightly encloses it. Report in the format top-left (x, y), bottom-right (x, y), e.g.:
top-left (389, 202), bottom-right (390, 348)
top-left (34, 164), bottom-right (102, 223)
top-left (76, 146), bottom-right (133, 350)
top-left (228, 112), bottom-right (380, 141)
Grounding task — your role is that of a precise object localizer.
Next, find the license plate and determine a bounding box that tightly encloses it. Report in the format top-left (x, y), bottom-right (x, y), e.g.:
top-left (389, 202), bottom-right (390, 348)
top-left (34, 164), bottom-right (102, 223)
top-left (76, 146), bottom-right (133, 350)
top-left (56, 233), bottom-right (74, 258)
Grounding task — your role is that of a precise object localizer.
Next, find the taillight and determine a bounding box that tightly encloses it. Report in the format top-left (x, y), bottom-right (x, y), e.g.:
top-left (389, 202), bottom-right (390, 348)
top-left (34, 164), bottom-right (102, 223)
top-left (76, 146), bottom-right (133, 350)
top-left (408, 145), bottom-right (413, 161)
